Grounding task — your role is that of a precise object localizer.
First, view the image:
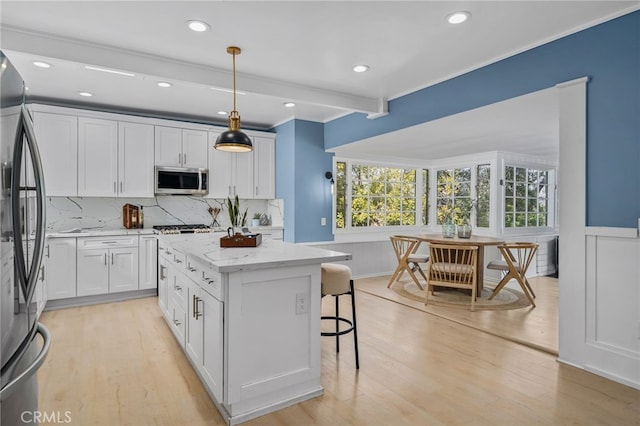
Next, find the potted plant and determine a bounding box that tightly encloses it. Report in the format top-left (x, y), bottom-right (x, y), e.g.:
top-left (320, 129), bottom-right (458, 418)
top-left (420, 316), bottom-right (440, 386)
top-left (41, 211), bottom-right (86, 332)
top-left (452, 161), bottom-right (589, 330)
top-left (251, 213), bottom-right (262, 227)
top-left (226, 195), bottom-right (247, 234)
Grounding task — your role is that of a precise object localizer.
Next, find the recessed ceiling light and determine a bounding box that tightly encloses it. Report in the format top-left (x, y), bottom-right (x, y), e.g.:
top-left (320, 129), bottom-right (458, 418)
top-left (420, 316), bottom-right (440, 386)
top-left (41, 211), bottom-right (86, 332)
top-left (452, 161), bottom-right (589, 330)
top-left (78, 91), bottom-right (93, 97)
top-left (446, 11), bottom-right (471, 24)
top-left (84, 65), bottom-right (135, 77)
top-left (283, 102), bottom-right (296, 108)
top-left (217, 111), bottom-right (228, 115)
top-left (353, 65), bottom-right (369, 73)
top-left (187, 20), bottom-right (210, 32)
top-left (33, 61), bottom-right (52, 68)
top-left (157, 82), bottom-right (172, 88)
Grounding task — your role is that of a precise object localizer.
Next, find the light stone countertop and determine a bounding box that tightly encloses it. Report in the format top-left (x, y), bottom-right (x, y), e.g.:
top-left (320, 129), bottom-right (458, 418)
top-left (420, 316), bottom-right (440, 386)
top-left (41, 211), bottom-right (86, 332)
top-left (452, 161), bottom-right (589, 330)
top-left (158, 233), bottom-right (351, 273)
top-left (46, 228), bottom-right (157, 238)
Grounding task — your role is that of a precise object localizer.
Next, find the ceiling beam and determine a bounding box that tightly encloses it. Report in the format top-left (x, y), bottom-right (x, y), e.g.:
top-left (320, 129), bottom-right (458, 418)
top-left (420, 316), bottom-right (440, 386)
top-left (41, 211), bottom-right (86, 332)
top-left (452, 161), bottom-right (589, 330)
top-left (1, 26), bottom-right (385, 115)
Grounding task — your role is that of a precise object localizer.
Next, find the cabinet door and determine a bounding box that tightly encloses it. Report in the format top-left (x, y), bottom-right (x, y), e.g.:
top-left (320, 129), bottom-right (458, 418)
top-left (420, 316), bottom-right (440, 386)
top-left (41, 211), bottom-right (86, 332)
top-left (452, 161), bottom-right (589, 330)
top-left (118, 122), bottom-right (155, 197)
top-left (253, 136), bottom-right (275, 199)
top-left (158, 256), bottom-right (170, 317)
top-left (154, 126), bottom-right (182, 167)
top-left (78, 117), bottom-right (118, 196)
top-left (46, 238), bottom-right (77, 300)
top-left (186, 282), bottom-right (203, 366)
top-left (109, 247), bottom-right (139, 293)
top-left (139, 236), bottom-right (158, 290)
top-left (201, 289), bottom-right (223, 402)
top-left (33, 112), bottom-right (78, 196)
top-left (207, 132), bottom-right (233, 198)
top-left (182, 129), bottom-right (208, 168)
top-left (233, 151), bottom-right (254, 198)
top-left (77, 248), bottom-right (109, 296)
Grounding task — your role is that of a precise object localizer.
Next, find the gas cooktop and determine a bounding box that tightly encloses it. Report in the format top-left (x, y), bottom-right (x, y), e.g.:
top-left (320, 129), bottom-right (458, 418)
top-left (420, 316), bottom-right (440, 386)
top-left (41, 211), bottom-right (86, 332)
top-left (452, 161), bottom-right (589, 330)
top-left (153, 224), bottom-right (213, 235)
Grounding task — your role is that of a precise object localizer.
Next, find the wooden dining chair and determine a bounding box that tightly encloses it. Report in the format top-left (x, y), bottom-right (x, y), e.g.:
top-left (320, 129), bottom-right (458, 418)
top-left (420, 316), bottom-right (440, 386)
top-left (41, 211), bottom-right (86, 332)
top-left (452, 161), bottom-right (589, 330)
top-left (425, 244), bottom-right (478, 311)
top-left (388, 236), bottom-right (429, 290)
top-left (486, 242), bottom-right (538, 307)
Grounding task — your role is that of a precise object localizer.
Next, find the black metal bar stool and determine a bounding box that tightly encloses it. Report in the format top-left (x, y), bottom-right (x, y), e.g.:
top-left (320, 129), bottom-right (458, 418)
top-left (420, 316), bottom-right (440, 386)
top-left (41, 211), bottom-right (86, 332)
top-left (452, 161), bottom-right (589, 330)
top-left (320, 263), bottom-right (359, 369)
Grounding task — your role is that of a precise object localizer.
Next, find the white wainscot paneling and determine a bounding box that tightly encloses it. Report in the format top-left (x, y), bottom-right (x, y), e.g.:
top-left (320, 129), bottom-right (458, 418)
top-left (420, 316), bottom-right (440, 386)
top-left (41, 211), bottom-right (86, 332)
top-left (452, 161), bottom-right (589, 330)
top-left (312, 240), bottom-right (398, 278)
top-left (585, 232), bottom-right (640, 389)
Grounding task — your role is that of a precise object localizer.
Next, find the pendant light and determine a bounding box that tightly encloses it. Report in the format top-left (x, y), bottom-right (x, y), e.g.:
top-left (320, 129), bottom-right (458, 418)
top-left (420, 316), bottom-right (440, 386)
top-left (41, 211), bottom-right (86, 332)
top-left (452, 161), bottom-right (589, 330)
top-left (215, 46), bottom-right (253, 152)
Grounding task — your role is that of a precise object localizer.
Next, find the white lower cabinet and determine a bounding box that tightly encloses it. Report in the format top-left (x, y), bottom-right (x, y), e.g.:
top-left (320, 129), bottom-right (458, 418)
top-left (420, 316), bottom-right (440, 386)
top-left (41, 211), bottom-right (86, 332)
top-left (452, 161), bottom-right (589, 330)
top-left (184, 261), bottom-right (224, 403)
top-left (157, 255), bottom-right (170, 318)
top-left (139, 236), bottom-right (157, 290)
top-left (45, 237), bottom-right (77, 300)
top-left (199, 288), bottom-right (223, 402)
top-left (168, 274), bottom-right (188, 347)
top-left (76, 236), bottom-right (139, 296)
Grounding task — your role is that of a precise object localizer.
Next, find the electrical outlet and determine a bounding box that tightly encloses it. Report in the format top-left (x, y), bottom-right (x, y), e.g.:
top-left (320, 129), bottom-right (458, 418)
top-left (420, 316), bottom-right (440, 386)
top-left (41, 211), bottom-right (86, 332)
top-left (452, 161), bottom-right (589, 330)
top-left (321, 217), bottom-right (327, 226)
top-left (296, 293), bottom-right (308, 314)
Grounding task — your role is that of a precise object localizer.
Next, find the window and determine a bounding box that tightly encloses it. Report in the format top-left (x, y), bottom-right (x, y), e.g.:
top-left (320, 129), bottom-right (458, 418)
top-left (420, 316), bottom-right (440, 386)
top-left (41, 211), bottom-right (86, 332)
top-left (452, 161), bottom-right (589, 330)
top-left (504, 165), bottom-right (549, 228)
top-left (335, 161), bottom-right (420, 229)
top-left (476, 164), bottom-right (490, 227)
top-left (422, 169), bottom-right (429, 225)
top-left (436, 168), bottom-right (472, 225)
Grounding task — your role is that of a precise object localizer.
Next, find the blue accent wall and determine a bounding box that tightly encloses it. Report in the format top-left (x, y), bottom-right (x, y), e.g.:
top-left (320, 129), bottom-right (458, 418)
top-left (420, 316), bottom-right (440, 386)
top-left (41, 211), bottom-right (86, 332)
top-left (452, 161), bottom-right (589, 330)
top-left (274, 119), bottom-right (333, 242)
top-left (274, 120), bottom-right (296, 242)
top-left (324, 10), bottom-right (640, 229)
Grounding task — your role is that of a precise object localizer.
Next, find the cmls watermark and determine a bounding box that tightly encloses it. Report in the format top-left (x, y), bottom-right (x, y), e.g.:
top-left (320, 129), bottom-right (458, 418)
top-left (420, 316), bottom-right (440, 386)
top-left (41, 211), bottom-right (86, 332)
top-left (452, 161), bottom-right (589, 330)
top-left (21, 411), bottom-right (72, 424)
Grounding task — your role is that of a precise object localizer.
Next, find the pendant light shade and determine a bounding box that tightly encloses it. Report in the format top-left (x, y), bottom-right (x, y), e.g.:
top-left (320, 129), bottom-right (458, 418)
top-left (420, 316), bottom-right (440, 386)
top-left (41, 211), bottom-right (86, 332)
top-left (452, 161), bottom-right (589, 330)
top-left (215, 46), bottom-right (253, 152)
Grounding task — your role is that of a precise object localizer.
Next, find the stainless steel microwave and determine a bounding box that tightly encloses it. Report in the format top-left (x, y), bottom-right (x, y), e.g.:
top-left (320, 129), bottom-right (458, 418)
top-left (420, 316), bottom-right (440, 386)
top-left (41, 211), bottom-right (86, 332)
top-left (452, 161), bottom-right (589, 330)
top-left (155, 166), bottom-right (208, 195)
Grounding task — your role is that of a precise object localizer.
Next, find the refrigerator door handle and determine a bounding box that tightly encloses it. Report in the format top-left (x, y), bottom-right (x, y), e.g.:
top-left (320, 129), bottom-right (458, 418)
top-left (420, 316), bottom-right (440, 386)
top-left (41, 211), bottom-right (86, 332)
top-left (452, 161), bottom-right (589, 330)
top-left (0, 323), bottom-right (51, 401)
top-left (21, 105), bottom-right (47, 305)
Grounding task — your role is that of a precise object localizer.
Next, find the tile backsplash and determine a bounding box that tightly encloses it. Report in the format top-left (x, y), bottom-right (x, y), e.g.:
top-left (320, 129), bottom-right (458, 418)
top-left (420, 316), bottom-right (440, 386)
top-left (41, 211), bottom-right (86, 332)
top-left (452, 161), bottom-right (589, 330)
top-left (46, 196), bottom-right (283, 232)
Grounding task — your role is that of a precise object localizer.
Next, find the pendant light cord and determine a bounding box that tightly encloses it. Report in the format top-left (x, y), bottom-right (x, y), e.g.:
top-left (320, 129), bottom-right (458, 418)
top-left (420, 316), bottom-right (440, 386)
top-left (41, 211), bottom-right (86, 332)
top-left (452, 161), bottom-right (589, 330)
top-left (232, 50), bottom-right (237, 112)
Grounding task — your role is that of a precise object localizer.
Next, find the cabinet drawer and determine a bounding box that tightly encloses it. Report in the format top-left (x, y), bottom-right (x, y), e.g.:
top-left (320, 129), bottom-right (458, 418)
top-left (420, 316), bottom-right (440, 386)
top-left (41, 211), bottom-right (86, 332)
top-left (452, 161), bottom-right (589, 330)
top-left (78, 236), bottom-right (138, 249)
top-left (186, 257), bottom-right (222, 300)
top-left (171, 277), bottom-right (187, 305)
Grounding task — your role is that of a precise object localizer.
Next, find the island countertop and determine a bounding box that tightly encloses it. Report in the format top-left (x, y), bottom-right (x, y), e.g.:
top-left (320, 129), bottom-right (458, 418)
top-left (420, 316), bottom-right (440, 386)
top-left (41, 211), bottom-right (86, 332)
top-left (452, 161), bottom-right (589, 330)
top-left (158, 233), bottom-right (351, 273)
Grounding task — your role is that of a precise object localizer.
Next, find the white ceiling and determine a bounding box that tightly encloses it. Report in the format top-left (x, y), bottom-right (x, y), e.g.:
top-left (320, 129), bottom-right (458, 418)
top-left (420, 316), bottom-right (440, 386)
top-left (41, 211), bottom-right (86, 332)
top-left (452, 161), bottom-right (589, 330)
top-left (1, 1), bottom-right (638, 159)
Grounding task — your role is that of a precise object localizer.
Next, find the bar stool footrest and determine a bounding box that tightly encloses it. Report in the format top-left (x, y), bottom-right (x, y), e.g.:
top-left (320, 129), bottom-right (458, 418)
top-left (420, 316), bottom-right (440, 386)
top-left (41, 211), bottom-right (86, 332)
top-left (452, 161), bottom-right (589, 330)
top-left (321, 316), bottom-right (354, 336)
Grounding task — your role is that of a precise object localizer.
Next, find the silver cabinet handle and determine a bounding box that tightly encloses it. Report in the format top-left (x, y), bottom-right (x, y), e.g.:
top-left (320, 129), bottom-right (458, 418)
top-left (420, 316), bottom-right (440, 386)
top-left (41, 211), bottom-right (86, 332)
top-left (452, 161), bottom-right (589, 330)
top-left (173, 319), bottom-right (181, 327)
top-left (159, 265), bottom-right (166, 280)
top-left (183, 153), bottom-right (187, 165)
top-left (256, 186), bottom-right (258, 196)
top-left (174, 258), bottom-right (182, 264)
top-left (111, 253), bottom-right (114, 264)
top-left (233, 185), bottom-right (236, 196)
top-left (174, 284), bottom-right (182, 291)
top-left (120, 181), bottom-right (123, 193)
top-left (39, 265), bottom-right (45, 281)
top-left (104, 253), bottom-right (107, 265)
top-left (113, 182), bottom-right (116, 194)
top-left (195, 296), bottom-right (202, 319)
top-left (45, 245), bottom-right (50, 258)
top-left (228, 185), bottom-right (231, 196)
top-left (178, 153), bottom-right (182, 165)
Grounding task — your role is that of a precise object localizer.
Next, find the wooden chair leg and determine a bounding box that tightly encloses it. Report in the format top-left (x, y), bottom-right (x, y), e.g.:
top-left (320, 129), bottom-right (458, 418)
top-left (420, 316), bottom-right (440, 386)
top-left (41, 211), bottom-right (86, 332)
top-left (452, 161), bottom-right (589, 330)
top-left (488, 273), bottom-right (513, 300)
top-left (515, 275), bottom-right (536, 307)
top-left (406, 266), bottom-right (425, 290)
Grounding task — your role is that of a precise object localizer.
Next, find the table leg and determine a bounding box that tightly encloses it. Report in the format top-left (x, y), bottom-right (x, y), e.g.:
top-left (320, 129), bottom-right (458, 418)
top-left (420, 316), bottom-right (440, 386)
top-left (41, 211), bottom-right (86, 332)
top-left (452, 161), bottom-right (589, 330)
top-left (476, 247), bottom-right (485, 296)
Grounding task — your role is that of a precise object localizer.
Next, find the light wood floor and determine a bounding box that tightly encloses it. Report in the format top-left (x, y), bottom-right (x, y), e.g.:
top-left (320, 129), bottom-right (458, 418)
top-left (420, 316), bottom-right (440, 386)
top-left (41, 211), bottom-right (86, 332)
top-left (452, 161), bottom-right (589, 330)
top-left (357, 275), bottom-right (559, 355)
top-left (38, 291), bottom-right (639, 425)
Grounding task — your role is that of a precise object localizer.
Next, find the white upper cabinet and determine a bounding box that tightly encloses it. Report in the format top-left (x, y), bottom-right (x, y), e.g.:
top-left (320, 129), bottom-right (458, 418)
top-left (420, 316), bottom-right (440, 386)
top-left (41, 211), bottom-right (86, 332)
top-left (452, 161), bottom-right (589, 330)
top-left (182, 129), bottom-right (209, 168)
top-left (155, 126), bottom-right (207, 169)
top-left (253, 136), bottom-right (275, 199)
top-left (207, 132), bottom-right (275, 199)
top-left (78, 117), bottom-right (118, 197)
top-left (32, 112), bottom-right (78, 197)
top-left (78, 118), bottom-right (154, 197)
top-left (118, 122), bottom-right (155, 197)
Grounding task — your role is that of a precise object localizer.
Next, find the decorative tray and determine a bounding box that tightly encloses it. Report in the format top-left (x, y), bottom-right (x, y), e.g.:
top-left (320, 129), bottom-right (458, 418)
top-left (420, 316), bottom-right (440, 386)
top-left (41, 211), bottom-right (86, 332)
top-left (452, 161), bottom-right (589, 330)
top-left (220, 233), bottom-right (262, 248)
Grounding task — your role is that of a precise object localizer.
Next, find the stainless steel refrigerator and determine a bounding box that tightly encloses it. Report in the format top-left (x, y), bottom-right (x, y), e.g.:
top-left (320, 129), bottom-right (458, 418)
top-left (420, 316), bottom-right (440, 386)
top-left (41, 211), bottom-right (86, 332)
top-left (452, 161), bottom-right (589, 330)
top-left (0, 51), bottom-right (51, 424)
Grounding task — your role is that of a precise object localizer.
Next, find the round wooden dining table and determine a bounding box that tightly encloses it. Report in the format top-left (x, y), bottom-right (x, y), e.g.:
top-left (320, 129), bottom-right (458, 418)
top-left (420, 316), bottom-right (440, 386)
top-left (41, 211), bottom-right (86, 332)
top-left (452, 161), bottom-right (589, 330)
top-left (401, 234), bottom-right (505, 294)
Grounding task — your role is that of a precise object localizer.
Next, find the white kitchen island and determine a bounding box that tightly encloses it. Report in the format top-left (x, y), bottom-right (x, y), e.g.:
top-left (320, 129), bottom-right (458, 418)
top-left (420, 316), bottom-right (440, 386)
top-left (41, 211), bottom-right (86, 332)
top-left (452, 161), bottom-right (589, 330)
top-left (156, 233), bottom-right (351, 425)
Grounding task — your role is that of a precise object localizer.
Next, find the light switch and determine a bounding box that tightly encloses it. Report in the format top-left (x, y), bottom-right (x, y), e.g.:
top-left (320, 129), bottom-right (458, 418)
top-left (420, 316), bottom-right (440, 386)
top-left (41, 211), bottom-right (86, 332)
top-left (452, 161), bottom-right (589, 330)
top-left (321, 217), bottom-right (326, 226)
